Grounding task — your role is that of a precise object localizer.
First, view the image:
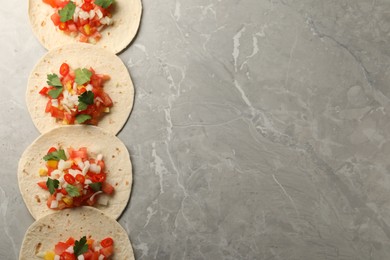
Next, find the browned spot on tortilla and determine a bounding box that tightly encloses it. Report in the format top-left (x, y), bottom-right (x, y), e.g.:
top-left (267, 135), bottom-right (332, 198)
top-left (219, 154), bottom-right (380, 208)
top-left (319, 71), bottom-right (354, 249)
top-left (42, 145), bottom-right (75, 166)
top-left (48, 225), bottom-right (51, 229)
top-left (112, 155), bottom-right (115, 158)
top-left (38, 226), bottom-right (43, 232)
top-left (108, 32), bottom-right (110, 36)
top-left (115, 182), bottom-right (118, 186)
top-left (118, 168), bottom-right (122, 172)
top-left (41, 21), bottom-right (46, 27)
top-left (35, 242), bottom-right (42, 255)
top-left (35, 73), bottom-right (40, 77)
top-left (125, 181), bottom-right (129, 185)
top-left (35, 195), bottom-right (41, 203)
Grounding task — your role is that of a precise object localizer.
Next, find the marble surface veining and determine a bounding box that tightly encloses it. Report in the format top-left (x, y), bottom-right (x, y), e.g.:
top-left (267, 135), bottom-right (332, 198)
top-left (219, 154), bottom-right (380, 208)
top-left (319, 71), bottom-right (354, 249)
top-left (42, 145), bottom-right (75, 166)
top-left (1, 0), bottom-right (390, 259)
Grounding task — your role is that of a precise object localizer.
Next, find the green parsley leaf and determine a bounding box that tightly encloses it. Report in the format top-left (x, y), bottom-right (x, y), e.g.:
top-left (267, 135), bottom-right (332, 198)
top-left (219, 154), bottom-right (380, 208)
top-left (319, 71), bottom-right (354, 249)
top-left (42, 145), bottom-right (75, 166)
top-left (94, 0), bottom-right (114, 8)
top-left (48, 87), bottom-right (63, 99)
top-left (75, 68), bottom-right (92, 85)
top-left (46, 178), bottom-right (59, 195)
top-left (59, 1), bottom-right (76, 22)
top-left (43, 149), bottom-right (67, 161)
top-left (78, 91), bottom-right (94, 111)
top-left (47, 74), bottom-right (63, 87)
top-left (75, 114), bottom-right (92, 124)
top-left (73, 236), bottom-right (88, 257)
top-left (89, 182), bottom-right (102, 192)
top-left (65, 184), bottom-right (81, 197)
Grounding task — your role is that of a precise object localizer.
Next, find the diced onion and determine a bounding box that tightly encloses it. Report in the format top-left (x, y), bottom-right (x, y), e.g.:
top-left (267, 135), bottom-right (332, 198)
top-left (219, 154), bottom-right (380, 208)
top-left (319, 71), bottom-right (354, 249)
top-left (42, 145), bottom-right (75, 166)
top-left (77, 161), bottom-right (85, 170)
top-left (82, 164), bottom-right (90, 175)
top-left (89, 10), bottom-right (95, 19)
top-left (85, 179), bottom-right (92, 185)
top-left (50, 200), bottom-right (58, 209)
top-left (96, 9), bottom-right (103, 19)
top-left (56, 193), bottom-right (63, 201)
top-left (78, 255), bottom-right (85, 260)
top-left (99, 254), bottom-right (105, 260)
top-left (65, 246), bottom-right (74, 253)
top-left (58, 160), bottom-right (72, 171)
top-left (51, 99), bottom-right (59, 107)
top-left (90, 191), bottom-right (103, 201)
top-left (89, 164), bottom-right (101, 173)
top-left (86, 84), bottom-right (93, 91)
top-left (97, 154), bottom-right (103, 161)
top-left (79, 10), bottom-right (90, 20)
top-left (54, 255), bottom-right (60, 260)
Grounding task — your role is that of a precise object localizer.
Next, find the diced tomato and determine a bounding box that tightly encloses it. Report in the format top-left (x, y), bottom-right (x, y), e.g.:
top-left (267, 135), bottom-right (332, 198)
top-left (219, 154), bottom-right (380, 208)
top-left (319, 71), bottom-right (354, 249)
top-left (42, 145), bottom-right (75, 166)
top-left (90, 251), bottom-right (100, 260)
top-left (100, 237), bottom-right (113, 248)
top-left (64, 173), bottom-right (75, 184)
top-left (50, 12), bottom-right (61, 26)
top-left (91, 173), bottom-right (105, 183)
top-left (81, 2), bottom-right (94, 11)
top-left (86, 194), bottom-right (97, 206)
top-left (50, 106), bottom-right (65, 119)
top-left (60, 188), bottom-right (68, 195)
top-left (54, 242), bottom-right (68, 255)
top-left (60, 252), bottom-right (76, 260)
top-left (79, 34), bottom-right (89, 43)
top-left (45, 100), bottom-right (52, 113)
top-left (65, 237), bottom-right (75, 246)
top-left (64, 112), bottom-right (75, 124)
top-left (100, 245), bottom-right (113, 257)
top-left (97, 160), bottom-right (105, 171)
top-left (59, 22), bottom-right (68, 31)
top-left (78, 18), bottom-right (89, 26)
top-left (37, 181), bottom-right (48, 190)
top-left (76, 174), bottom-right (85, 184)
top-left (55, 0), bottom-right (69, 8)
top-left (39, 87), bottom-right (49, 96)
top-left (47, 147), bottom-right (57, 154)
top-left (98, 91), bottom-right (113, 107)
top-left (46, 194), bottom-right (56, 208)
top-left (43, 0), bottom-right (57, 8)
top-left (71, 148), bottom-right (88, 160)
top-left (47, 166), bottom-right (56, 176)
top-left (102, 182), bottom-right (114, 195)
top-left (59, 63), bottom-right (70, 76)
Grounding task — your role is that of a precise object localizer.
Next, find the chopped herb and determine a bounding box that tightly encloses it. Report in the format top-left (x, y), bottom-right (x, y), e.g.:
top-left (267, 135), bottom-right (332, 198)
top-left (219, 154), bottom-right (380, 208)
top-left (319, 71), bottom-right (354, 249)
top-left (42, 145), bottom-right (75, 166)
top-left (65, 184), bottom-right (81, 197)
top-left (89, 182), bottom-right (102, 192)
top-left (75, 68), bottom-right (92, 85)
top-left (59, 1), bottom-right (76, 22)
top-left (78, 91), bottom-right (94, 111)
top-left (73, 236), bottom-right (88, 256)
top-left (48, 87), bottom-right (63, 99)
top-left (43, 149), bottom-right (67, 161)
top-left (47, 74), bottom-right (63, 87)
top-left (76, 114), bottom-right (92, 124)
top-left (94, 0), bottom-right (114, 8)
top-left (46, 178), bottom-right (59, 195)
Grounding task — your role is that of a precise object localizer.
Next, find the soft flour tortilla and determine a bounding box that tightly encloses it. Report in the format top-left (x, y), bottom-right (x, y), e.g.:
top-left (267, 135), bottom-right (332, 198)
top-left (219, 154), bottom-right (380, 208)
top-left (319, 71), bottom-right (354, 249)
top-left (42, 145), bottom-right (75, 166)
top-left (26, 43), bottom-right (134, 135)
top-left (18, 126), bottom-right (132, 220)
top-left (29, 0), bottom-right (142, 54)
top-left (19, 207), bottom-right (134, 260)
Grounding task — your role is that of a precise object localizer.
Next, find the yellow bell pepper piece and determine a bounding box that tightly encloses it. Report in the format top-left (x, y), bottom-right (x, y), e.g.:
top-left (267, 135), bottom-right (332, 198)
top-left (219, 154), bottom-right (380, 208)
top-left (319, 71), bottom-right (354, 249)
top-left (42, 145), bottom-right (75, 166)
top-left (47, 160), bottom-right (58, 168)
top-left (44, 251), bottom-right (55, 260)
top-left (39, 168), bottom-right (48, 177)
top-left (63, 197), bottom-right (73, 206)
top-left (84, 24), bottom-right (91, 35)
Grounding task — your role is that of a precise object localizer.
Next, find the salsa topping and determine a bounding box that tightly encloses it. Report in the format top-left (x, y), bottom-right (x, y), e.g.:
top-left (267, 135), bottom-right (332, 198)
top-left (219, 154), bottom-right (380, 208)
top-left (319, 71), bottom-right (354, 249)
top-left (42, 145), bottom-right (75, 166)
top-left (37, 146), bottom-right (115, 210)
top-left (41, 235), bottom-right (114, 260)
top-left (39, 63), bottom-right (113, 125)
top-left (43, 0), bottom-right (115, 43)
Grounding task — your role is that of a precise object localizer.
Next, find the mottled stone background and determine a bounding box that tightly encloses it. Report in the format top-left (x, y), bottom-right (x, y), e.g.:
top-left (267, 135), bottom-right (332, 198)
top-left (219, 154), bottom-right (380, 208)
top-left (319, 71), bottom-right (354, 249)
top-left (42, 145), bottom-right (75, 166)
top-left (1, 0), bottom-right (390, 259)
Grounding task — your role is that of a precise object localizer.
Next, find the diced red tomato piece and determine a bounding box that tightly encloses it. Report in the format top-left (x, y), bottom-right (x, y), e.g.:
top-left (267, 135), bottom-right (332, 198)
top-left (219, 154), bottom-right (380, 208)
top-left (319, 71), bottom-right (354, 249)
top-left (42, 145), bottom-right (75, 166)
top-left (100, 245), bottom-right (113, 257)
top-left (65, 237), bottom-right (75, 246)
top-left (39, 87), bottom-right (49, 96)
top-left (100, 237), bottom-right (113, 248)
top-left (55, 0), bottom-right (69, 8)
top-left (47, 147), bottom-right (57, 154)
top-left (43, 0), bottom-right (57, 8)
top-left (47, 166), bottom-right (56, 176)
top-left (59, 22), bottom-right (68, 31)
top-left (71, 148), bottom-right (88, 160)
top-left (54, 242), bottom-right (69, 255)
top-left (60, 188), bottom-right (68, 195)
top-left (102, 182), bottom-right (114, 195)
top-left (50, 107), bottom-right (65, 119)
top-left (45, 100), bottom-right (52, 113)
top-left (64, 112), bottom-right (75, 124)
top-left (98, 91), bottom-right (113, 107)
top-left (91, 173), bottom-right (105, 183)
top-left (90, 251), bottom-right (100, 260)
top-left (46, 194), bottom-right (56, 208)
top-left (37, 181), bottom-right (48, 190)
top-left (81, 2), bottom-right (94, 11)
top-left (79, 34), bottom-right (89, 42)
top-left (60, 252), bottom-right (76, 260)
top-left (50, 12), bottom-right (61, 26)
top-left (97, 160), bottom-right (105, 171)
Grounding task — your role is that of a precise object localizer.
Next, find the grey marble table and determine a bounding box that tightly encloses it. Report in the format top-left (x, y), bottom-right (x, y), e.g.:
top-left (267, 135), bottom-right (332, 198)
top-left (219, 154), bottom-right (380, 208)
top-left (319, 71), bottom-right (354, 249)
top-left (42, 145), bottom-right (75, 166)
top-left (1, 0), bottom-right (390, 259)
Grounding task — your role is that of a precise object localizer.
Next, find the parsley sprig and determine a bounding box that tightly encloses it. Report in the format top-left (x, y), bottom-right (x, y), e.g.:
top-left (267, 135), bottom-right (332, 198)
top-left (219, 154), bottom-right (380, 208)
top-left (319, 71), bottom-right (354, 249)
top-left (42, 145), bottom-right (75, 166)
top-left (43, 149), bottom-right (67, 161)
top-left (78, 91), bottom-right (94, 111)
top-left (74, 236), bottom-right (88, 256)
top-left (46, 178), bottom-right (59, 194)
top-left (47, 74), bottom-right (63, 99)
top-left (59, 1), bottom-right (76, 22)
top-left (95, 0), bottom-right (114, 8)
top-left (75, 68), bottom-right (92, 85)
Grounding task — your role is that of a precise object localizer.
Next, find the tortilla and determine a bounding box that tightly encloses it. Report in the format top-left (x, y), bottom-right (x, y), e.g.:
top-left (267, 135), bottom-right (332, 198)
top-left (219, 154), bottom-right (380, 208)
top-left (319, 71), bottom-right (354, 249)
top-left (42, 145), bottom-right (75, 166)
top-left (26, 43), bottom-right (134, 135)
top-left (28, 0), bottom-right (142, 54)
top-left (19, 206), bottom-right (134, 259)
top-left (18, 125), bottom-right (132, 220)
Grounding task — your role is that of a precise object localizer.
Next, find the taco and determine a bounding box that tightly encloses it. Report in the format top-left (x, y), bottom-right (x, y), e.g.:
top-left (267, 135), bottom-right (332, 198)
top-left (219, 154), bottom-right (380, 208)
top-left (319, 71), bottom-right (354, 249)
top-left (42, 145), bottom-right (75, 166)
top-left (18, 126), bottom-right (132, 220)
top-left (26, 43), bottom-right (134, 135)
top-left (19, 207), bottom-right (134, 259)
top-left (28, 0), bottom-right (142, 54)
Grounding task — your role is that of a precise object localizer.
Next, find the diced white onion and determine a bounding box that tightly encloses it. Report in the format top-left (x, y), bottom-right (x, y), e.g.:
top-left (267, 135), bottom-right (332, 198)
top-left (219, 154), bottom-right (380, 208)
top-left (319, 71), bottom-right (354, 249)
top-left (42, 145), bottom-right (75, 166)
top-left (98, 194), bottom-right (109, 206)
top-left (65, 246), bottom-right (74, 253)
top-left (82, 164), bottom-right (90, 175)
top-left (79, 10), bottom-right (90, 19)
top-left (51, 99), bottom-right (59, 107)
top-left (77, 161), bottom-right (85, 170)
top-left (89, 10), bottom-right (95, 19)
top-left (64, 149), bottom-right (70, 160)
top-left (96, 9), bottom-right (103, 19)
top-left (97, 154), bottom-right (103, 161)
top-left (89, 164), bottom-right (101, 173)
top-left (78, 255), bottom-right (85, 260)
top-left (100, 17), bottom-right (112, 25)
top-left (99, 254), bottom-right (105, 260)
top-left (58, 160), bottom-right (72, 171)
top-left (86, 84), bottom-right (93, 91)
top-left (54, 255), bottom-right (60, 260)
top-left (50, 200), bottom-right (58, 209)
top-left (90, 191), bottom-right (103, 202)
top-left (69, 169), bottom-right (82, 177)
top-left (56, 193), bottom-right (63, 201)
top-left (51, 170), bottom-right (62, 179)
top-left (85, 179), bottom-right (92, 185)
